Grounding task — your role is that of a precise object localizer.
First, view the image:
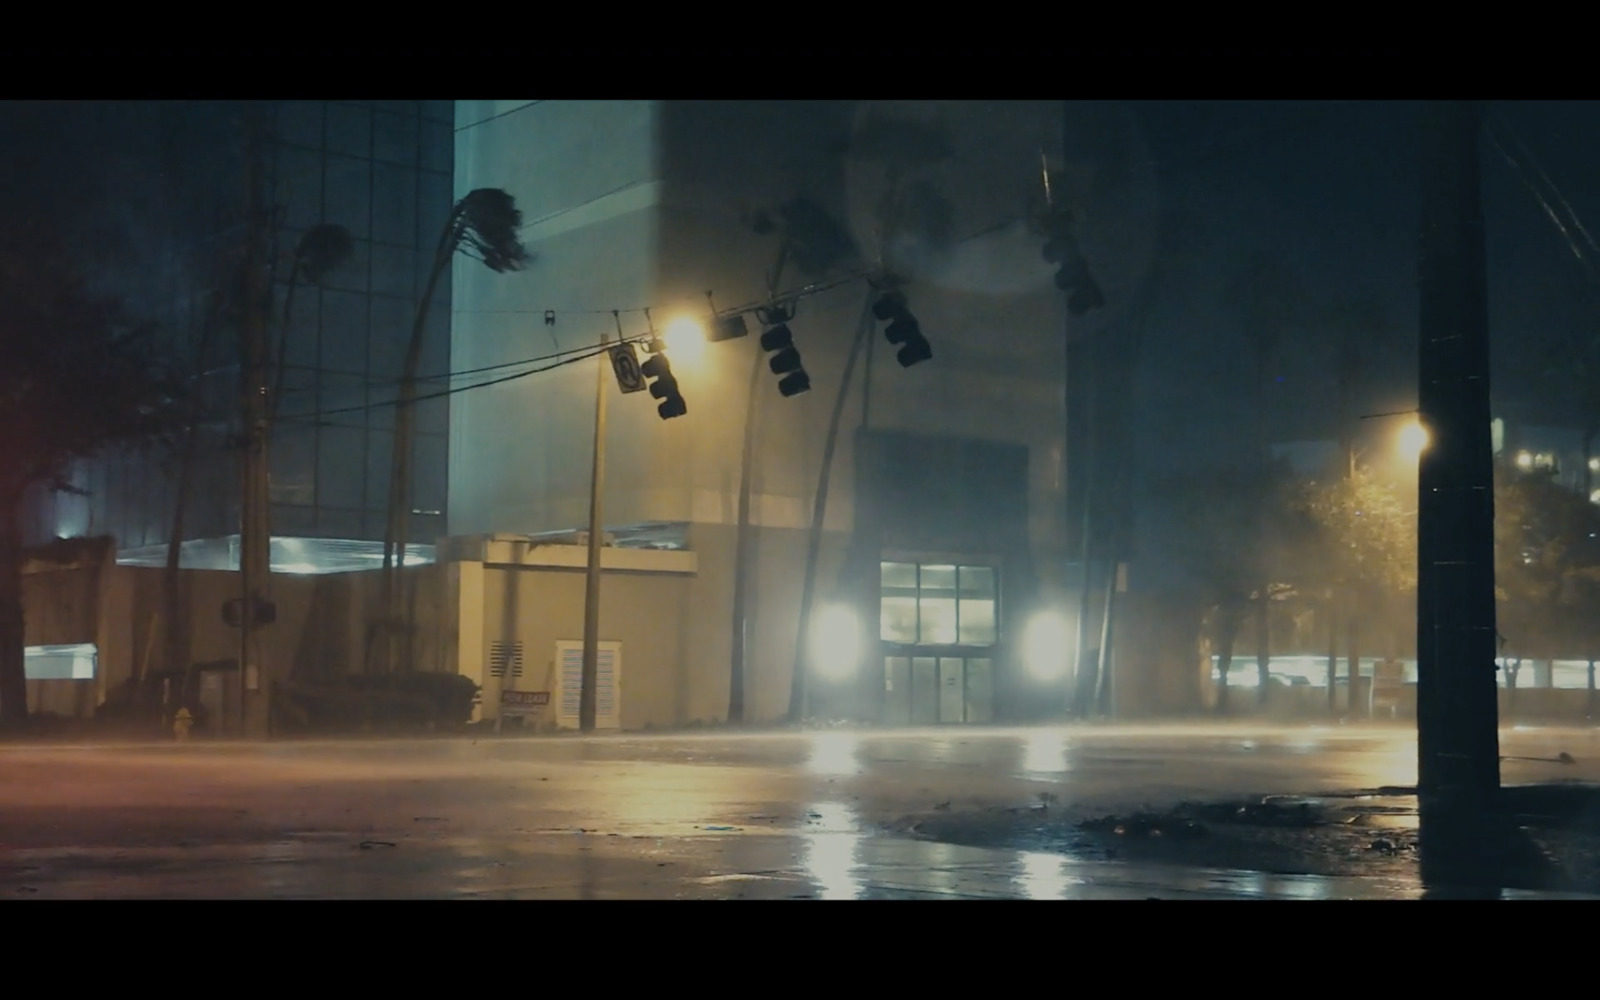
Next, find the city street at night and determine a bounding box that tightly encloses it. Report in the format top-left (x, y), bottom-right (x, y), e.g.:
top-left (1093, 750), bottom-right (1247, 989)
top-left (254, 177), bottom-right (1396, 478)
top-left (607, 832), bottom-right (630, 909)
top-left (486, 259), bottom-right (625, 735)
top-left (3, 724), bottom-right (1598, 899)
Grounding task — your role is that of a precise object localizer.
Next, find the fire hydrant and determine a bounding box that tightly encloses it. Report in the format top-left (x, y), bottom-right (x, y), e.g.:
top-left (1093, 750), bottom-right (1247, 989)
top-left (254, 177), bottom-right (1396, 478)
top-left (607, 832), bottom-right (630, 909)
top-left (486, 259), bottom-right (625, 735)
top-left (173, 708), bottom-right (193, 743)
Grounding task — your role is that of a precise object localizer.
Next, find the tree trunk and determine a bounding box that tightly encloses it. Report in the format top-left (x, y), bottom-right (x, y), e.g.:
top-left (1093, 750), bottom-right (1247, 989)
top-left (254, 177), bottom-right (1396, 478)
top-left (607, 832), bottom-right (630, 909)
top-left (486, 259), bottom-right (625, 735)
top-left (0, 497), bottom-right (28, 728)
top-left (1346, 617), bottom-right (1361, 717)
top-left (1073, 367), bottom-right (1098, 718)
top-left (787, 293), bottom-right (876, 723)
top-left (1255, 586), bottom-right (1270, 706)
top-left (1095, 560), bottom-right (1117, 716)
top-left (1326, 604), bottom-right (1339, 714)
top-left (1584, 427), bottom-right (1596, 501)
top-left (379, 210), bottom-right (460, 675)
top-left (728, 243), bottom-right (791, 724)
top-left (1215, 610), bottom-right (1239, 715)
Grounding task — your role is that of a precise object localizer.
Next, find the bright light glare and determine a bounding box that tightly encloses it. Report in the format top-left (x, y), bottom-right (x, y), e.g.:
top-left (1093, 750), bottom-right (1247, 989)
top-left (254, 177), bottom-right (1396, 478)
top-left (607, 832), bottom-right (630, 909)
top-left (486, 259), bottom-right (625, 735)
top-left (808, 732), bottom-right (860, 776)
top-left (1398, 421), bottom-right (1429, 462)
top-left (802, 802), bottom-right (862, 900)
top-left (1023, 612), bottom-right (1071, 681)
top-left (811, 605), bottom-right (861, 680)
top-left (1516, 450), bottom-right (1533, 470)
top-left (661, 316), bottom-right (707, 365)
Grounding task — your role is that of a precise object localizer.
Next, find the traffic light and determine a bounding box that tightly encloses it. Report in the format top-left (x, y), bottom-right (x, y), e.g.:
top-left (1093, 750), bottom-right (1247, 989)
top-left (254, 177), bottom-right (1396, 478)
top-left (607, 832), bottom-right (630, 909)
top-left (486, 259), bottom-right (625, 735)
top-left (872, 292), bottom-right (933, 368)
top-left (1040, 209), bottom-right (1105, 316)
top-left (640, 339), bottom-right (687, 419)
top-left (760, 323), bottom-right (811, 397)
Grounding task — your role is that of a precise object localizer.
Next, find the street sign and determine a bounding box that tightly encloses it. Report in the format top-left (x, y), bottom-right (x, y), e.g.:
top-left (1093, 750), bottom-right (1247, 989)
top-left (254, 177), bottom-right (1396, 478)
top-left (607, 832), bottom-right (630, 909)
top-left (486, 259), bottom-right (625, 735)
top-left (609, 342), bottom-right (645, 394)
top-left (500, 690), bottom-right (550, 717)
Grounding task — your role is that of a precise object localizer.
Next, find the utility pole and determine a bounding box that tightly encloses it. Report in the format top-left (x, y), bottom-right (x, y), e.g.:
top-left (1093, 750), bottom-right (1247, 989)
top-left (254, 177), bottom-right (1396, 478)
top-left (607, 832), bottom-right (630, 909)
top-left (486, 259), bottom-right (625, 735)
top-left (579, 318), bottom-right (615, 733)
top-left (237, 106), bottom-right (273, 738)
top-left (727, 348), bottom-right (763, 724)
top-left (1416, 100), bottom-right (1501, 809)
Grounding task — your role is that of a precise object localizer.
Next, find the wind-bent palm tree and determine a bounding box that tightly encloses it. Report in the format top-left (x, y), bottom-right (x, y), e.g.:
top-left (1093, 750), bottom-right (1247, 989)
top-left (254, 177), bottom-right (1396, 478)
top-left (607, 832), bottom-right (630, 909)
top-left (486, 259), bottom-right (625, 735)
top-left (377, 189), bottom-right (528, 675)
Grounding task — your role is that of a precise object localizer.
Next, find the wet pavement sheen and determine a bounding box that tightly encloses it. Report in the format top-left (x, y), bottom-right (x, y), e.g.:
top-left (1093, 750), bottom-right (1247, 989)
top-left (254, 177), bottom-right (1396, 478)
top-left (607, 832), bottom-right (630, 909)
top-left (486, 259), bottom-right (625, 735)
top-left (3, 723), bottom-right (1597, 899)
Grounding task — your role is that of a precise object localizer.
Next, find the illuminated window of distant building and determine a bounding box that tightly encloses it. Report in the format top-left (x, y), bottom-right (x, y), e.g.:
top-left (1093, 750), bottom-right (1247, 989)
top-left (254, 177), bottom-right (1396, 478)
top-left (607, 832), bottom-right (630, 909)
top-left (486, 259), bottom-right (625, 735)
top-left (957, 566), bottom-right (997, 645)
top-left (880, 562), bottom-right (919, 643)
top-left (879, 561), bottom-right (998, 647)
top-left (919, 565), bottom-right (958, 644)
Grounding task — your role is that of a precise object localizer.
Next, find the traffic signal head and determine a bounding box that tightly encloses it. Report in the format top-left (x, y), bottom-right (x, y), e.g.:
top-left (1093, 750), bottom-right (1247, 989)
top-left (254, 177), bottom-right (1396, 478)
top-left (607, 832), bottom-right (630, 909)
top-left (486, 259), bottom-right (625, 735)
top-left (873, 294), bottom-right (931, 368)
top-left (639, 351), bottom-right (687, 419)
top-left (873, 293), bottom-right (906, 322)
top-left (758, 323), bottom-right (812, 396)
top-left (897, 337), bottom-right (932, 368)
top-left (885, 316), bottom-right (917, 346)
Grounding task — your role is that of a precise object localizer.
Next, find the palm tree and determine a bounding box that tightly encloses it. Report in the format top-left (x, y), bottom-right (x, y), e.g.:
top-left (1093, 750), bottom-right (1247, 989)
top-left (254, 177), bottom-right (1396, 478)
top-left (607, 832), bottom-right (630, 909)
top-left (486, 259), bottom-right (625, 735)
top-left (377, 189), bottom-right (528, 675)
top-left (0, 281), bottom-right (187, 726)
top-left (785, 113), bottom-right (954, 723)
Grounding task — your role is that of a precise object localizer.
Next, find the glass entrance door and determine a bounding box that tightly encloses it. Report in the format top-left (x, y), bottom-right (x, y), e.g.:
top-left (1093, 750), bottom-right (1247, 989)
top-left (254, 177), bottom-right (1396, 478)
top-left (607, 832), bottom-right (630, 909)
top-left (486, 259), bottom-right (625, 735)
top-left (882, 655), bottom-right (995, 724)
top-left (879, 559), bottom-right (998, 725)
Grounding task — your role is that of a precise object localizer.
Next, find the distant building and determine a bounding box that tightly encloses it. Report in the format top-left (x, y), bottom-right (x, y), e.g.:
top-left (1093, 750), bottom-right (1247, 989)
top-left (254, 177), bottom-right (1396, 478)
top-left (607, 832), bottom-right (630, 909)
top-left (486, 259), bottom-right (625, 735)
top-left (31, 101), bottom-right (457, 573)
top-left (444, 100), bottom-right (1087, 727)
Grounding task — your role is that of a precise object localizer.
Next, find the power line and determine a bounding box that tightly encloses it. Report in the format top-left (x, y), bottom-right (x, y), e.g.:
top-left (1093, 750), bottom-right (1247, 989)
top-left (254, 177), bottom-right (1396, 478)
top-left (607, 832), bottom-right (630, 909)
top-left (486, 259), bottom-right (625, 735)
top-left (1493, 113), bottom-right (1600, 262)
top-left (454, 101), bottom-right (544, 134)
top-left (275, 339), bottom-right (619, 425)
top-left (1486, 115), bottom-right (1600, 290)
top-left (272, 208), bottom-right (1032, 406)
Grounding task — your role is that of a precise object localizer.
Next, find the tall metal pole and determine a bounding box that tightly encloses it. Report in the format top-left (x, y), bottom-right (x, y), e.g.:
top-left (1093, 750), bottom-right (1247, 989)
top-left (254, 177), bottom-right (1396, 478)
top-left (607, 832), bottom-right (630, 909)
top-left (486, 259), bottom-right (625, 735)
top-left (238, 106), bottom-right (273, 737)
top-left (579, 321), bottom-right (614, 733)
top-left (727, 347), bottom-right (763, 724)
top-left (1416, 100), bottom-right (1500, 807)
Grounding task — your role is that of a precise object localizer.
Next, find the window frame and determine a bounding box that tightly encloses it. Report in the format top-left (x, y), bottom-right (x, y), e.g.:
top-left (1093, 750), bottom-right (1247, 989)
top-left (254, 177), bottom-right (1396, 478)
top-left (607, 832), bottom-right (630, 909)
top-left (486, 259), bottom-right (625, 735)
top-left (878, 553), bottom-right (1001, 649)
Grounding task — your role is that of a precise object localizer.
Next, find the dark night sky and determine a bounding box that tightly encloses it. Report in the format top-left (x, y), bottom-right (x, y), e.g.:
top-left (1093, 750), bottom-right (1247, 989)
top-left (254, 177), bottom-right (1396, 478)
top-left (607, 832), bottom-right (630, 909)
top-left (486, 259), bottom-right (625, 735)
top-left (1118, 100), bottom-right (1600, 466)
top-left (7, 99), bottom-right (1599, 507)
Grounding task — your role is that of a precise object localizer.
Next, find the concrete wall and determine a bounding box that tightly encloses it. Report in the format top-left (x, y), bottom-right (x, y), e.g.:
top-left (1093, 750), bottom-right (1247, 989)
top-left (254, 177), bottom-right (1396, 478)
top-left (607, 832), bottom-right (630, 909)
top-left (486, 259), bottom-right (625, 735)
top-left (22, 555), bottom-right (445, 733)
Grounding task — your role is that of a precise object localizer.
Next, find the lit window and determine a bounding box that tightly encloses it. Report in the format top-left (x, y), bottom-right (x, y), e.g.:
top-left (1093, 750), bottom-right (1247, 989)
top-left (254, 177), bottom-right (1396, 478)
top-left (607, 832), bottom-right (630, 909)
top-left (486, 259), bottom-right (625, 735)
top-left (880, 562), bottom-right (918, 643)
top-left (918, 565), bottom-right (958, 645)
top-left (25, 643), bottom-right (97, 680)
top-left (957, 566), bottom-right (997, 645)
top-left (879, 561), bottom-right (1000, 647)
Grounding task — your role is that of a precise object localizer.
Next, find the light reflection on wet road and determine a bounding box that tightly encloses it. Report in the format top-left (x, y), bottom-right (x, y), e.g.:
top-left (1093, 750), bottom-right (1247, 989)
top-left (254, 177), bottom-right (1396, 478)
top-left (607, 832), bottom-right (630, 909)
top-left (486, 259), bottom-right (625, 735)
top-left (2, 723), bottom-right (1598, 899)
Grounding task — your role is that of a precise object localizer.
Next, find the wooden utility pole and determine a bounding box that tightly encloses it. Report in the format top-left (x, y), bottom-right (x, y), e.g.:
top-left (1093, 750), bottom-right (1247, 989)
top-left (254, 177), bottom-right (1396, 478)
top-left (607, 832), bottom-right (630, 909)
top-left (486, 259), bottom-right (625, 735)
top-left (237, 106), bottom-right (274, 736)
top-left (579, 321), bottom-right (614, 733)
top-left (1416, 100), bottom-right (1501, 807)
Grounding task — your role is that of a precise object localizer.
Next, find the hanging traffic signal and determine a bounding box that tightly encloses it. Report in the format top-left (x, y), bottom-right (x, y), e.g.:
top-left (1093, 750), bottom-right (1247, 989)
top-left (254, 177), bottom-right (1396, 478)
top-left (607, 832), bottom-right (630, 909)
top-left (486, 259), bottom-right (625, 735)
top-left (760, 323), bottom-right (811, 397)
top-left (1040, 209), bottom-right (1105, 316)
top-left (872, 292), bottom-right (933, 368)
top-left (640, 339), bottom-right (687, 419)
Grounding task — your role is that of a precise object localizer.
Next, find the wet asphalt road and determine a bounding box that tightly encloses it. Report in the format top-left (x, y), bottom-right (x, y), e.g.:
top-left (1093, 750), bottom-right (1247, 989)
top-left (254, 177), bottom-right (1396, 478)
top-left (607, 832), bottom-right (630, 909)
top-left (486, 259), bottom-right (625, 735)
top-left (3, 723), bottom-right (1598, 899)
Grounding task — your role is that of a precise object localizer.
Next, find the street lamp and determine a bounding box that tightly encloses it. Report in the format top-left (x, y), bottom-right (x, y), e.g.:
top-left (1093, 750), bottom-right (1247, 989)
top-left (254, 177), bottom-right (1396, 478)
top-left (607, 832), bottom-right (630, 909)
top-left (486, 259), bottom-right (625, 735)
top-left (661, 315), bottom-right (708, 365)
top-left (1399, 419), bottom-right (1430, 463)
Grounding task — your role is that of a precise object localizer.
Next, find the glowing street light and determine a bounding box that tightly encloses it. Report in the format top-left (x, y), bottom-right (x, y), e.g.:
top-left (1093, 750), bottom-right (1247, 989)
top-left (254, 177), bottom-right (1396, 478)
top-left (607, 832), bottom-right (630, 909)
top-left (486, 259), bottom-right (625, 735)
top-left (661, 316), bottom-right (708, 366)
top-left (1399, 420), bottom-right (1430, 462)
top-left (1023, 612), bottom-right (1072, 681)
top-left (810, 604), bottom-right (862, 681)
